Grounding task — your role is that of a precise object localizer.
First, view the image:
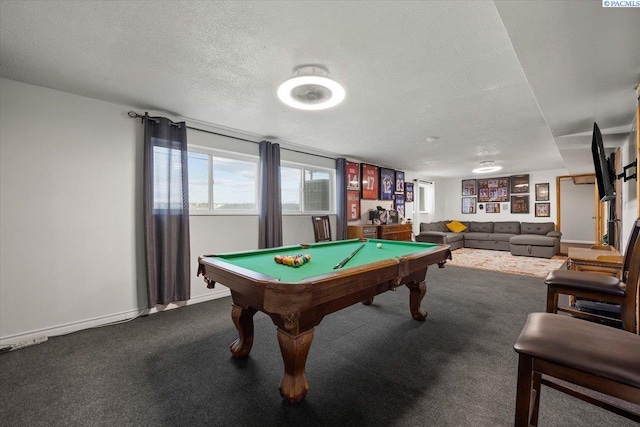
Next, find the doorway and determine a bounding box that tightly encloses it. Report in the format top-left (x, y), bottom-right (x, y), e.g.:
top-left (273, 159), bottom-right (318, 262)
top-left (556, 174), bottom-right (598, 254)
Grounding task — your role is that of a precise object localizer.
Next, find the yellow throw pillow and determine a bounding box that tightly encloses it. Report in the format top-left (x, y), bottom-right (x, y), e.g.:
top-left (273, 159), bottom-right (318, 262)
top-left (446, 220), bottom-right (467, 233)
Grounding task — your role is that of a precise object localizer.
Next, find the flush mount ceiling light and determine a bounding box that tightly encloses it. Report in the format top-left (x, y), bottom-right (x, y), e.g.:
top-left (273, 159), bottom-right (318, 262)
top-left (425, 136), bottom-right (439, 142)
top-left (472, 161), bottom-right (502, 174)
top-left (277, 65), bottom-right (345, 111)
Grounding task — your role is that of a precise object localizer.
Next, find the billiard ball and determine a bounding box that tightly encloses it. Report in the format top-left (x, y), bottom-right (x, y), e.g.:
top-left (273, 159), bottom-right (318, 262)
top-left (377, 243), bottom-right (383, 248)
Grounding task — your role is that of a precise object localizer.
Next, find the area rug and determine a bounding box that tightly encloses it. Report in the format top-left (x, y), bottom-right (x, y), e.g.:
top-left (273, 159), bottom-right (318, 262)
top-left (447, 247), bottom-right (567, 278)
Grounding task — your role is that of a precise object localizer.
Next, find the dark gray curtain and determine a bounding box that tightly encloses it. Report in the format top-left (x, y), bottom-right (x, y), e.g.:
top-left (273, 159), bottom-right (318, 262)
top-left (258, 140), bottom-right (282, 248)
top-left (335, 157), bottom-right (348, 240)
top-left (143, 113), bottom-right (191, 308)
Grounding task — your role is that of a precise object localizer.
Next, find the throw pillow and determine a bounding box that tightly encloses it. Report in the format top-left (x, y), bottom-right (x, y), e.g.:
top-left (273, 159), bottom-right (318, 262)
top-left (446, 220), bottom-right (467, 233)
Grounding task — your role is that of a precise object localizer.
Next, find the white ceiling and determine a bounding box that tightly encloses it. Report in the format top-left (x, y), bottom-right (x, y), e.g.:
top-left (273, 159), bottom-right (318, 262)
top-left (1, 1), bottom-right (638, 178)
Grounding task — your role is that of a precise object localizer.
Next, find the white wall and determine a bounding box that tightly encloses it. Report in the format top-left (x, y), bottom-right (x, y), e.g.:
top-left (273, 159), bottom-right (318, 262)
top-left (0, 78), bottom-right (333, 344)
top-left (1, 79), bottom-right (144, 342)
top-left (620, 114), bottom-right (638, 250)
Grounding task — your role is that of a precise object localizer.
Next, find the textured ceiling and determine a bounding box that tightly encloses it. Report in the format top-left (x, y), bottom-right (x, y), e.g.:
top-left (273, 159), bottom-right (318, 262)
top-left (494, 0), bottom-right (640, 174)
top-left (1, 1), bottom-right (638, 178)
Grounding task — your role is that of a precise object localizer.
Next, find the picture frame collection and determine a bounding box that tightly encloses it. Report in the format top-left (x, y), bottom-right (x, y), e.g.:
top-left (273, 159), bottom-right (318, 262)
top-left (347, 163), bottom-right (553, 220)
top-left (460, 175), bottom-right (551, 217)
top-left (345, 161), bottom-right (411, 221)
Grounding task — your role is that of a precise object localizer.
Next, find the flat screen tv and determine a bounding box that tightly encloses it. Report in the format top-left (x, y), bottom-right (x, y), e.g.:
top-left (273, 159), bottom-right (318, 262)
top-left (591, 122), bottom-right (616, 202)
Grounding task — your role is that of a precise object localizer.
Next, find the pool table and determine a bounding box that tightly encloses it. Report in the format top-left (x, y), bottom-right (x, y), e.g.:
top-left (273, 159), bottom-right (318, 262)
top-left (197, 238), bottom-right (451, 403)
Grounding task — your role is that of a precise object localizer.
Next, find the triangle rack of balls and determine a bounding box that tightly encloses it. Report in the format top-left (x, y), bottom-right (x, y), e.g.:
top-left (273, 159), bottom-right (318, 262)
top-left (274, 253), bottom-right (312, 268)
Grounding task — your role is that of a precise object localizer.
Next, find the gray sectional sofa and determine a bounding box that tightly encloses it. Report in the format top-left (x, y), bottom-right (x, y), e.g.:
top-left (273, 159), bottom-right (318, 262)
top-left (415, 220), bottom-right (561, 258)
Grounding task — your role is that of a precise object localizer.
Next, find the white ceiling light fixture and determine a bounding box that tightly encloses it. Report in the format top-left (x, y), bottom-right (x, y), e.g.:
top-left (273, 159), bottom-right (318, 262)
top-left (472, 161), bottom-right (502, 174)
top-left (277, 65), bottom-right (345, 111)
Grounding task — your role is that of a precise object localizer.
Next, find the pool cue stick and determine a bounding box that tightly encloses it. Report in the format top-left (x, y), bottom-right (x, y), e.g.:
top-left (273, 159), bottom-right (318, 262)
top-left (333, 243), bottom-right (366, 269)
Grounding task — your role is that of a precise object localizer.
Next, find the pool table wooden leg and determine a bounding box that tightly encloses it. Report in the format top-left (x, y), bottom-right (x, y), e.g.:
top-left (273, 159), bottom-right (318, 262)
top-left (230, 304), bottom-right (257, 358)
top-left (406, 279), bottom-right (427, 321)
top-left (277, 328), bottom-right (314, 403)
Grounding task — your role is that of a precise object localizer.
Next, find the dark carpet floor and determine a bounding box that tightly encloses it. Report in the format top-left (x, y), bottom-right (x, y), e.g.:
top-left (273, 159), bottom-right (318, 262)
top-left (0, 266), bottom-right (637, 426)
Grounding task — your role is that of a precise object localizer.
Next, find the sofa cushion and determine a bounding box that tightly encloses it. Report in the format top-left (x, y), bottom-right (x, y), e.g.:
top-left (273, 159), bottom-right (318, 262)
top-left (419, 231), bottom-right (462, 240)
top-left (491, 233), bottom-right (517, 242)
top-left (510, 234), bottom-right (556, 247)
top-left (446, 220), bottom-right (467, 233)
top-left (494, 221), bottom-right (520, 234)
top-left (442, 232), bottom-right (464, 243)
top-left (416, 231), bottom-right (463, 245)
top-left (521, 222), bottom-right (555, 235)
top-left (465, 232), bottom-right (491, 241)
top-left (420, 221), bottom-right (449, 233)
top-left (469, 221), bottom-right (494, 233)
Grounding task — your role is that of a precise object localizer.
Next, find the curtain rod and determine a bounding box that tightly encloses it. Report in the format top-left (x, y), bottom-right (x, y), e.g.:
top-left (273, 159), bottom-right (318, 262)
top-left (127, 111), bottom-right (336, 161)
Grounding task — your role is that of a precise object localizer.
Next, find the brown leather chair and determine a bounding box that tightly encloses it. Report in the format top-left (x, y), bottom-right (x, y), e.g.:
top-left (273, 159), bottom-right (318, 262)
top-left (312, 215), bottom-right (331, 242)
top-left (513, 312), bottom-right (640, 426)
top-left (544, 218), bottom-right (640, 333)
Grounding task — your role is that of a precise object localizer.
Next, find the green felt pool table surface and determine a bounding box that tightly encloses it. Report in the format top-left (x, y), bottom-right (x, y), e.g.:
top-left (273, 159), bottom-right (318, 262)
top-left (214, 239), bottom-right (441, 282)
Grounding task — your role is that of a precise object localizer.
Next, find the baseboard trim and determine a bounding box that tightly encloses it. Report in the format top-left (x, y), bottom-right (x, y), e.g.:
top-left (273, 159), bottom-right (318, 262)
top-left (0, 288), bottom-right (231, 346)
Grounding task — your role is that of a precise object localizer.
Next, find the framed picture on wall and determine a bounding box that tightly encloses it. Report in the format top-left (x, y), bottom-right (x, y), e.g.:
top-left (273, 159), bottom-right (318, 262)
top-left (478, 177), bottom-right (510, 201)
top-left (361, 164), bottom-right (379, 200)
top-left (379, 167), bottom-right (395, 200)
top-left (395, 171), bottom-right (405, 194)
top-left (535, 183), bottom-right (549, 201)
top-left (511, 174), bottom-right (529, 194)
top-left (462, 179), bottom-right (477, 196)
top-left (347, 190), bottom-right (360, 220)
top-left (346, 161), bottom-right (360, 190)
top-left (485, 202), bottom-right (500, 213)
top-left (462, 197), bottom-right (476, 214)
top-left (535, 202), bottom-right (550, 217)
top-left (405, 182), bottom-right (414, 202)
top-left (511, 195), bottom-right (530, 213)
top-left (395, 194), bottom-right (405, 219)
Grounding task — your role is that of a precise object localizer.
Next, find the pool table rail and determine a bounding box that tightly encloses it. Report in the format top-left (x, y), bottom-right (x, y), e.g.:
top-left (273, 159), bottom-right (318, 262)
top-left (197, 246), bottom-right (451, 328)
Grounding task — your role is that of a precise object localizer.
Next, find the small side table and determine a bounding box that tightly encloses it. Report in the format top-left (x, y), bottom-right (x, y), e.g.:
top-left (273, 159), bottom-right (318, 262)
top-left (567, 246), bottom-right (623, 279)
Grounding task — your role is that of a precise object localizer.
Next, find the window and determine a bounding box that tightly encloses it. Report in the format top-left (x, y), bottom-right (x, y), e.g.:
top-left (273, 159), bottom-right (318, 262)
top-left (186, 150), bottom-right (333, 214)
top-left (281, 166), bottom-right (301, 211)
top-left (187, 149), bottom-right (258, 213)
top-left (280, 163), bottom-right (334, 213)
top-left (187, 151), bottom-right (209, 210)
top-left (418, 181), bottom-right (434, 214)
